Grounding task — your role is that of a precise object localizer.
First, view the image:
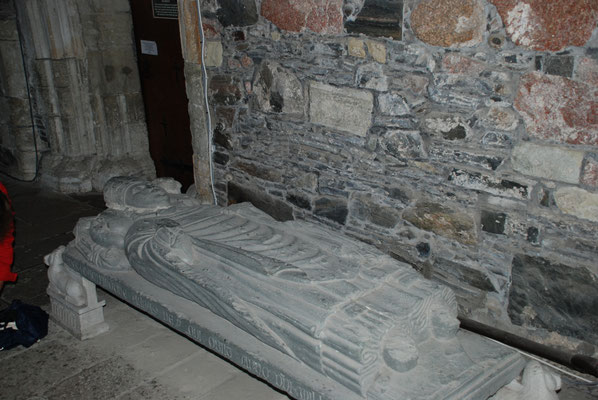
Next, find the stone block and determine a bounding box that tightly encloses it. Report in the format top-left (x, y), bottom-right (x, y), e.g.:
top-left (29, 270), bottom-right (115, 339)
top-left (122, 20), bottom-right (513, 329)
top-left (345, 0), bottom-right (403, 40)
top-left (286, 192), bottom-right (312, 210)
top-left (575, 57), bottom-right (598, 88)
top-left (511, 142), bottom-right (583, 184)
top-left (433, 256), bottom-right (496, 295)
top-left (366, 41), bottom-right (386, 63)
top-left (233, 160), bottom-right (283, 183)
top-left (581, 154), bottom-right (598, 187)
top-left (378, 92), bottom-right (409, 116)
top-left (7, 97), bottom-right (31, 127)
top-left (205, 41), bottom-right (223, 67)
top-left (97, 13), bottom-right (134, 48)
top-left (411, 0), bottom-right (485, 48)
top-left (403, 201), bottom-right (477, 245)
top-left (554, 186), bottom-right (598, 222)
top-left (448, 169), bottom-right (530, 200)
top-left (427, 75), bottom-right (485, 109)
top-left (88, 49), bottom-right (141, 95)
top-left (543, 55), bottom-right (574, 78)
top-left (0, 19), bottom-right (17, 41)
top-left (88, 0), bottom-right (131, 13)
top-left (228, 181), bottom-right (294, 221)
top-left (309, 81), bottom-right (373, 136)
top-left (422, 113), bottom-right (471, 141)
top-left (209, 75), bottom-right (242, 105)
top-left (253, 61), bottom-right (304, 115)
top-left (508, 254), bottom-right (598, 344)
top-left (261, 0), bottom-right (343, 34)
top-left (348, 38), bottom-right (366, 58)
top-left (481, 210), bottom-right (506, 235)
top-left (491, 0), bottom-right (598, 51)
top-left (477, 105), bottom-right (518, 131)
top-left (356, 63), bottom-right (388, 91)
top-left (179, 0), bottom-right (200, 64)
top-left (515, 72), bottom-right (598, 146)
top-left (429, 147), bottom-right (503, 171)
top-left (216, 0), bottom-right (258, 27)
top-left (381, 129), bottom-right (426, 159)
top-left (0, 40), bottom-right (26, 98)
top-left (14, 126), bottom-right (37, 152)
top-left (314, 195), bottom-right (348, 225)
top-left (213, 151), bottom-right (229, 165)
top-left (441, 54), bottom-right (485, 75)
top-left (287, 171), bottom-right (319, 192)
top-left (351, 193), bottom-right (400, 228)
top-left (481, 131), bottom-right (513, 149)
top-left (51, 59), bottom-right (77, 89)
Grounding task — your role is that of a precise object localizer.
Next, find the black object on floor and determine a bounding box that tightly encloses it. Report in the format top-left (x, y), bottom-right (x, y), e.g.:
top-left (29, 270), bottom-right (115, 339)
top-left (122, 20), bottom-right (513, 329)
top-left (0, 299), bottom-right (48, 350)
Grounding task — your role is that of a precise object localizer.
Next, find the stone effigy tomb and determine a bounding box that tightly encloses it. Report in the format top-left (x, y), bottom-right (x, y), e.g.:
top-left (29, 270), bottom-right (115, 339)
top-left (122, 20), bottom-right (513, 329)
top-left (45, 176), bottom-right (529, 400)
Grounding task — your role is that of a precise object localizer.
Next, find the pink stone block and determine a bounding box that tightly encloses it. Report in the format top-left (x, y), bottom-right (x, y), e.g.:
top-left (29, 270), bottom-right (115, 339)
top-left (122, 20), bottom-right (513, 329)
top-left (491, 0), bottom-right (598, 52)
top-left (410, 0), bottom-right (485, 48)
top-left (515, 72), bottom-right (598, 146)
top-left (261, 0), bottom-right (343, 34)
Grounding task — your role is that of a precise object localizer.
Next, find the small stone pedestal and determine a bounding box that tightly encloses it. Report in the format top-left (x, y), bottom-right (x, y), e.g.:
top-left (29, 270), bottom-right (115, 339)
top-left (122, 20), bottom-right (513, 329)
top-left (45, 246), bottom-right (109, 340)
top-left (47, 282), bottom-right (108, 340)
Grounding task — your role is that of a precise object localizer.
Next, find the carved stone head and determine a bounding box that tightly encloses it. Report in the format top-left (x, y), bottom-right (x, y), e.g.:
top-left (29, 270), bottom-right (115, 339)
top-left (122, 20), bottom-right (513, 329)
top-left (104, 176), bottom-right (171, 211)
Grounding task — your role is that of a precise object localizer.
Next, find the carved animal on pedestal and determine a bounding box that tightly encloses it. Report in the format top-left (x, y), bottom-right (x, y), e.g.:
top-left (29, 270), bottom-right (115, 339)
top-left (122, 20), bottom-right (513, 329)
top-left (490, 361), bottom-right (561, 400)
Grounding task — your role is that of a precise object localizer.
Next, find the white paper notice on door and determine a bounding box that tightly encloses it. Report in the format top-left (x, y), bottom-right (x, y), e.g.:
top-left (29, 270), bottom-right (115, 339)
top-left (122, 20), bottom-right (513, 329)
top-left (140, 40), bottom-right (158, 56)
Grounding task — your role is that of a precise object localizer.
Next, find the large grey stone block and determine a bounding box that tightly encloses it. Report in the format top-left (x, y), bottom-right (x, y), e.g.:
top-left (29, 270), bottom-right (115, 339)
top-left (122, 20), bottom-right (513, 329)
top-left (511, 142), bottom-right (584, 184)
top-left (309, 81), bottom-right (373, 137)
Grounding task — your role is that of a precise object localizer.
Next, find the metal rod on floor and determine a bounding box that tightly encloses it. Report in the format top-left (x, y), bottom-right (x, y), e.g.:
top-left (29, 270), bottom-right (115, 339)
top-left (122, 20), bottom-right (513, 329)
top-left (458, 316), bottom-right (598, 378)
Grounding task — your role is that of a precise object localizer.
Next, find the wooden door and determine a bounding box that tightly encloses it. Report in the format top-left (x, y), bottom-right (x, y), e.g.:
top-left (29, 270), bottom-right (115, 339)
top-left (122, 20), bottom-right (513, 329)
top-left (130, 0), bottom-right (194, 190)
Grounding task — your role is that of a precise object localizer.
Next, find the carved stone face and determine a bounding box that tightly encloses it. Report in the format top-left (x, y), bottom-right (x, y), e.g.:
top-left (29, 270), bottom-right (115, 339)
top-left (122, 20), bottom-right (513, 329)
top-left (104, 177), bottom-right (170, 210)
top-left (89, 210), bottom-right (133, 248)
top-left (124, 181), bottom-right (169, 209)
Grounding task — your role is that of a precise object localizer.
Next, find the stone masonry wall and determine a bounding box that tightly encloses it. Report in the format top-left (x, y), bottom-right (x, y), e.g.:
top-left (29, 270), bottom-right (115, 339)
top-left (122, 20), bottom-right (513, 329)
top-left (1, 0), bottom-right (155, 192)
top-left (188, 0), bottom-right (598, 352)
top-left (0, 0), bottom-right (42, 179)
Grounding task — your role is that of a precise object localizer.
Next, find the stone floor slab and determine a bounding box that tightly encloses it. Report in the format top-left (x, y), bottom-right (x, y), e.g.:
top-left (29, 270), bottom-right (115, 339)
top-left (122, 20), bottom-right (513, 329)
top-left (121, 328), bottom-right (204, 375)
top-left (156, 351), bottom-right (241, 397)
top-left (117, 379), bottom-right (194, 400)
top-left (1, 263), bottom-right (50, 306)
top-left (43, 356), bottom-right (145, 400)
top-left (200, 371), bottom-right (290, 400)
top-left (0, 339), bottom-right (104, 399)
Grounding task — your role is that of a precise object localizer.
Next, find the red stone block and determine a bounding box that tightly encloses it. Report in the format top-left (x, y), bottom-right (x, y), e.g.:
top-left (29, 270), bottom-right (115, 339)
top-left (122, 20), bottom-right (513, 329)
top-left (515, 72), bottom-right (598, 146)
top-left (410, 0), bottom-right (485, 48)
top-left (261, 0), bottom-right (343, 34)
top-left (491, 0), bottom-right (598, 52)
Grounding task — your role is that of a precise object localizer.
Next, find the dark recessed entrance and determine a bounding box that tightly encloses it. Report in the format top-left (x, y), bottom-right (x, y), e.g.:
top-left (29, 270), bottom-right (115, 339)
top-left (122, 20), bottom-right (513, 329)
top-left (130, 0), bottom-right (194, 190)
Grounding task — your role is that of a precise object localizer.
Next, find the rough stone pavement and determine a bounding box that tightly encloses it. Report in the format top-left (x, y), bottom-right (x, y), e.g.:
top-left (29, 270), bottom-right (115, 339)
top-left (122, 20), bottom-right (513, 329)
top-left (0, 177), bottom-right (594, 399)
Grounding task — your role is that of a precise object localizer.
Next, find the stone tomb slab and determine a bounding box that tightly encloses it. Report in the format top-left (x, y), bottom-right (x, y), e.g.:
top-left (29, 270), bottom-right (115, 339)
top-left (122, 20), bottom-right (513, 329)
top-left (49, 176), bottom-right (526, 400)
top-left (62, 248), bottom-right (522, 400)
